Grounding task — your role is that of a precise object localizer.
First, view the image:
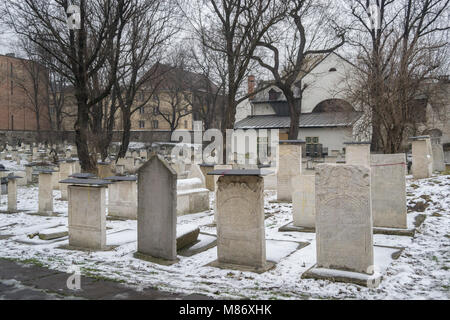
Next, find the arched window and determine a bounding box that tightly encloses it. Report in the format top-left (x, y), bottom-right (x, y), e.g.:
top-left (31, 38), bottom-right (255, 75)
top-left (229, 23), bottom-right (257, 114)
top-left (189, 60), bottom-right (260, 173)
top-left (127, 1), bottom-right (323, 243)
top-left (329, 67), bottom-right (337, 72)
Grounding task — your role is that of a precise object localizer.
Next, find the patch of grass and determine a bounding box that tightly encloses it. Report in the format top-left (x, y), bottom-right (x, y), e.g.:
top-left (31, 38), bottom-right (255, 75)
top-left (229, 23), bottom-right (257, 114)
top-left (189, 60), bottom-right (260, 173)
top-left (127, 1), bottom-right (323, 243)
top-left (410, 184), bottom-right (420, 189)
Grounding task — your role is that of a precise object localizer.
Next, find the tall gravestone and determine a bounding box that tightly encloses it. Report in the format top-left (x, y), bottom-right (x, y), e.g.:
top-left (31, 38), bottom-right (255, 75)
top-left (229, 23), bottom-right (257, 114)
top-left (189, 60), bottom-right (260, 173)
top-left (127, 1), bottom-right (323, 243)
top-left (410, 136), bottom-right (433, 179)
top-left (292, 174), bottom-right (315, 229)
top-left (38, 170), bottom-right (54, 215)
top-left (315, 164), bottom-right (373, 274)
top-left (371, 154), bottom-right (407, 229)
top-left (277, 140), bottom-right (303, 202)
top-left (106, 175), bottom-right (138, 219)
top-left (136, 155), bottom-right (178, 262)
top-left (431, 139), bottom-right (445, 172)
top-left (344, 142), bottom-right (371, 167)
top-left (209, 169), bottom-right (273, 272)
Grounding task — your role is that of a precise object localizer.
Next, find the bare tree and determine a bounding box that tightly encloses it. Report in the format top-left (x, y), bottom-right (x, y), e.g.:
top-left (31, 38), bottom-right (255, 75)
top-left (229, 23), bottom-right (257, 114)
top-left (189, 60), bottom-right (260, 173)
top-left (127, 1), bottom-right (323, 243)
top-left (115, 0), bottom-right (178, 160)
top-left (3, 0), bottom-right (135, 172)
top-left (345, 0), bottom-right (449, 153)
top-left (185, 0), bottom-right (288, 160)
top-left (14, 39), bottom-right (51, 138)
top-left (252, 0), bottom-right (345, 139)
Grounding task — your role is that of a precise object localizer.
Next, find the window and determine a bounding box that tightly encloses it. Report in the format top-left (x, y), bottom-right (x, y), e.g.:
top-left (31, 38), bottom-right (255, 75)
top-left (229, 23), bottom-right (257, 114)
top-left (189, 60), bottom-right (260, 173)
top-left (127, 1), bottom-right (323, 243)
top-left (184, 120), bottom-right (188, 129)
top-left (10, 63), bottom-right (13, 77)
top-left (268, 89), bottom-right (280, 101)
top-left (153, 107), bottom-right (159, 115)
top-left (152, 120), bottom-right (159, 129)
top-left (139, 107), bottom-right (145, 114)
top-left (329, 68), bottom-right (337, 72)
top-left (139, 120), bottom-right (145, 129)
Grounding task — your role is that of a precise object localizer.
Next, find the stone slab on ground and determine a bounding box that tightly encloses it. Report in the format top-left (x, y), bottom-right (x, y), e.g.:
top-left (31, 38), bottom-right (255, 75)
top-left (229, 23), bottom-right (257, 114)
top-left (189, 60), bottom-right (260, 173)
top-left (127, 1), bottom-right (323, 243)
top-left (38, 226), bottom-right (68, 240)
top-left (278, 221), bottom-right (315, 233)
top-left (302, 245), bottom-right (404, 287)
top-left (178, 233), bottom-right (217, 257)
top-left (176, 224), bottom-right (200, 250)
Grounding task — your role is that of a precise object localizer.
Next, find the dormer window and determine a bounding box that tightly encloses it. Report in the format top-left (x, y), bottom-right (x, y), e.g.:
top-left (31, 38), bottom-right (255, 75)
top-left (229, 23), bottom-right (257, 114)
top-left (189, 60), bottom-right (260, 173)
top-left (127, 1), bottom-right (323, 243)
top-left (268, 89), bottom-right (280, 101)
top-left (329, 68), bottom-right (337, 72)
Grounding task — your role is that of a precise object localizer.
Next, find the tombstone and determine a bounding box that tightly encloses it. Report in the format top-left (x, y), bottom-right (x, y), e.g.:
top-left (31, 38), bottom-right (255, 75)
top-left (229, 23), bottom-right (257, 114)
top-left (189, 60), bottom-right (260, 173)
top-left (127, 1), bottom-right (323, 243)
top-left (177, 177), bottom-right (210, 216)
top-left (292, 174), bottom-right (315, 230)
top-left (213, 164), bottom-right (233, 223)
top-left (37, 170), bottom-right (55, 215)
top-left (187, 163), bottom-right (206, 188)
top-left (24, 164), bottom-right (34, 184)
top-left (208, 169), bottom-right (274, 272)
top-left (115, 164), bottom-right (125, 175)
top-left (105, 175), bottom-right (138, 220)
top-left (277, 140), bottom-right (304, 202)
top-left (97, 162), bottom-right (114, 179)
top-left (136, 155), bottom-right (178, 263)
top-left (59, 161), bottom-right (74, 200)
top-left (314, 164), bottom-right (373, 274)
top-left (60, 178), bottom-right (111, 250)
top-left (0, 174), bottom-right (22, 213)
top-left (410, 136), bottom-right (433, 179)
top-left (51, 168), bottom-right (60, 190)
top-left (344, 142), bottom-right (371, 167)
top-left (199, 164), bottom-right (215, 191)
top-left (370, 154), bottom-right (407, 229)
top-left (431, 142), bottom-right (445, 172)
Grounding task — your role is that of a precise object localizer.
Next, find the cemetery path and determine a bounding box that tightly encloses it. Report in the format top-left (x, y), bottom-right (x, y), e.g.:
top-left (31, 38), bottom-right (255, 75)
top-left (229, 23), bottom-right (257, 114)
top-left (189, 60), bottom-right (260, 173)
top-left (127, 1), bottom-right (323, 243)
top-left (0, 258), bottom-right (211, 300)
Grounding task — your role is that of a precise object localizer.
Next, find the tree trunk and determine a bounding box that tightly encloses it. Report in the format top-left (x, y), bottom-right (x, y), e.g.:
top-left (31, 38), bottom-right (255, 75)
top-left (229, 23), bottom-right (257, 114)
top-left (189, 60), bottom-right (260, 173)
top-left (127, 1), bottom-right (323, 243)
top-left (117, 108), bottom-right (131, 160)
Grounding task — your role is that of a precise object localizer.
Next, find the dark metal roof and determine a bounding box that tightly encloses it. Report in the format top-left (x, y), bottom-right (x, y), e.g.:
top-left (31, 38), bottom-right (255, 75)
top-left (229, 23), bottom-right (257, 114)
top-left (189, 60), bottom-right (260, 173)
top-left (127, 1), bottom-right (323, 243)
top-left (234, 112), bottom-right (362, 129)
top-left (207, 169), bottom-right (274, 176)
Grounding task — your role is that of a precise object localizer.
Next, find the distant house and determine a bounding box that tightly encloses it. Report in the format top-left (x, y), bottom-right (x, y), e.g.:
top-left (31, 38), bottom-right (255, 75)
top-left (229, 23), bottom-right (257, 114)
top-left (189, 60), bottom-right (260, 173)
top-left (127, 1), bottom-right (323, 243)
top-left (235, 53), bottom-right (363, 157)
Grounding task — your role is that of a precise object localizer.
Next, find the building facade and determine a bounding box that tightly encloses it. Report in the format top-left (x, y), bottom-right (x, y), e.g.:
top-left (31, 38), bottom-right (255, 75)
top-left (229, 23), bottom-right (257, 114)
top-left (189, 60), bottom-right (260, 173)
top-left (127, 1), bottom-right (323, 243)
top-left (0, 53), bottom-right (51, 132)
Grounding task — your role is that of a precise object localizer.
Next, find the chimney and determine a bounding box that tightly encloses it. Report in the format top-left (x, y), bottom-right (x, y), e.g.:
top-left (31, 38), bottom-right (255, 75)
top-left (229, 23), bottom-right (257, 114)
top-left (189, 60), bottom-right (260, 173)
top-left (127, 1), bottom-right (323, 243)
top-left (248, 75), bottom-right (256, 100)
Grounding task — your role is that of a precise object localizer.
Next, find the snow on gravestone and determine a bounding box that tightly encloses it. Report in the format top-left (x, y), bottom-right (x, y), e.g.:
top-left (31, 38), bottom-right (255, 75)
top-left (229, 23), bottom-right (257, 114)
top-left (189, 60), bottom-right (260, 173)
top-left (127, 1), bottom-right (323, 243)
top-left (136, 155), bottom-right (177, 262)
top-left (370, 154), bottom-right (407, 229)
top-left (315, 164), bottom-right (374, 274)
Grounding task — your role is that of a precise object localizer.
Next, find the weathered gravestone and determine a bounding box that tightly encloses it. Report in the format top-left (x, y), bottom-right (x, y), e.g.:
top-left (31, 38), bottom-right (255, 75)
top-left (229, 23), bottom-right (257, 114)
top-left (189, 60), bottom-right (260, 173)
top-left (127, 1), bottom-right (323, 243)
top-left (37, 170), bottom-right (55, 216)
top-left (135, 154), bottom-right (178, 263)
top-left (431, 141), bottom-right (445, 172)
top-left (309, 164), bottom-right (375, 276)
top-left (370, 154), bottom-right (407, 229)
top-left (277, 140), bottom-right (303, 202)
top-left (208, 169), bottom-right (274, 273)
top-left (292, 174), bottom-right (316, 230)
top-left (344, 142), bottom-right (371, 167)
top-left (105, 175), bottom-right (138, 220)
top-left (60, 178), bottom-right (111, 250)
top-left (58, 160), bottom-right (75, 200)
top-left (410, 136), bottom-right (433, 179)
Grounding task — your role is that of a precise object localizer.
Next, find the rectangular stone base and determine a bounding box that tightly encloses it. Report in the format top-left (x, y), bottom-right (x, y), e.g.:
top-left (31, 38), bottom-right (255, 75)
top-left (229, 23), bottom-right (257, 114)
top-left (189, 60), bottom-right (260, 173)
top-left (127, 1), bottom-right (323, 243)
top-left (206, 260), bottom-right (275, 274)
top-left (278, 221), bottom-right (315, 233)
top-left (178, 233), bottom-right (217, 257)
top-left (373, 214), bottom-right (426, 237)
top-left (302, 265), bottom-right (382, 288)
top-left (133, 252), bottom-right (179, 266)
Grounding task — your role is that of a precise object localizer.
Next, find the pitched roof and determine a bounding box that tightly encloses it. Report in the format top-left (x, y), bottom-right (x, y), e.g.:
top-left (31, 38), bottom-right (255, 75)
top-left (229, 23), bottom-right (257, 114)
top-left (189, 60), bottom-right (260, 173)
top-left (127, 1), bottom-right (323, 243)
top-left (234, 112), bottom-right (362, 129)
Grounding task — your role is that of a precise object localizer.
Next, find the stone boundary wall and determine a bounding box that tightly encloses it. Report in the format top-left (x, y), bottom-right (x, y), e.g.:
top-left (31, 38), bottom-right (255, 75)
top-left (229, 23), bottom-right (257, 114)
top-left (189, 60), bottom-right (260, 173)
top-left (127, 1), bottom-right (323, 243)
top-left (0, 130), bottom-right (178, 145)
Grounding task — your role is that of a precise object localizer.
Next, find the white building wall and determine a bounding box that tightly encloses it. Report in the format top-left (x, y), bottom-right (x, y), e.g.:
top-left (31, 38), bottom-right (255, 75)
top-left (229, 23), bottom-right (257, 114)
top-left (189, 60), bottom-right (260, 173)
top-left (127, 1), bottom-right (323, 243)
top-left (297, 127), bottom-right (353, 153)
top-left (301, 53), bottom-right (355, 113)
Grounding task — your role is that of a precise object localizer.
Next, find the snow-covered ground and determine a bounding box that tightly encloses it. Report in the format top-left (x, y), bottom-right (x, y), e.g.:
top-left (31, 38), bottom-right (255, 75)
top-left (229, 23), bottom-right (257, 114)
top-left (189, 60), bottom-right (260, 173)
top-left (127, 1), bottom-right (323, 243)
top-left (0, 159), bottom-right (449, 300)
